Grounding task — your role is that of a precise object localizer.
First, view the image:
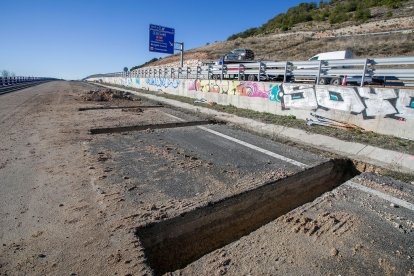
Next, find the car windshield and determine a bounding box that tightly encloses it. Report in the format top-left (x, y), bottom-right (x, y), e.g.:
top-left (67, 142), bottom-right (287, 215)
top-left (232, 49), bottom-right (244, 54)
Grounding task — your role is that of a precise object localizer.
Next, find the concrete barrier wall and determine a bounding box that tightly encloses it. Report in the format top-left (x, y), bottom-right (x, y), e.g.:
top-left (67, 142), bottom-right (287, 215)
top-left (87, 76), bottom-right (414, 140)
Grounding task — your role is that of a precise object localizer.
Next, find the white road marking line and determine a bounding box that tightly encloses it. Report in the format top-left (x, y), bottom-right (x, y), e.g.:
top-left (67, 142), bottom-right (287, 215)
top-left (198, 126), bottom-right (309, 168)
top-left (161, 111), bottom-right (309, 168)
top-left (346, 181), bottom-right (414, 212)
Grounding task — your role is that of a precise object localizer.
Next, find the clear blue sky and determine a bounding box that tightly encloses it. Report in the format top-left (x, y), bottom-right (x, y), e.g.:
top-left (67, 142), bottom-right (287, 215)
top-left (0, 0), bottom-right (306, 80)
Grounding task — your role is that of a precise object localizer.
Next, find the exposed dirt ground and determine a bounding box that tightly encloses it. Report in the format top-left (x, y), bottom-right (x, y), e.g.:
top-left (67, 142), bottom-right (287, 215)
top-left (0, 81), bottom-right (412, 276)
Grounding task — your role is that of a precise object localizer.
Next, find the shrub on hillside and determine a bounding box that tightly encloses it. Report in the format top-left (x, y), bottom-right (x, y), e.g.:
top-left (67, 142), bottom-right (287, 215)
top-left (226, 0), bottom-right (407, 40)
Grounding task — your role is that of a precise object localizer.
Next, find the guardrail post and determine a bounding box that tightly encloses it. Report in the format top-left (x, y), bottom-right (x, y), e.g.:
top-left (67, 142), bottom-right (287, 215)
top-left (316, 60), bottom-right (322, 85)
top-left (361, 58), bottom-right (369, 87)
top-left (283, 62), bottom-right (289, 83)
top-left (262, 62), bottom-right (266, 81)
top-left (208, 65), bottom-right (212, 80)
top-left (238, 64), bottom-right (241, 81)
top-left (186, 67), bottom-right (189, 79)
top-left (257, 62), bottom-right (262, 81)
top-left (221, 65), bottom-right (224, 80)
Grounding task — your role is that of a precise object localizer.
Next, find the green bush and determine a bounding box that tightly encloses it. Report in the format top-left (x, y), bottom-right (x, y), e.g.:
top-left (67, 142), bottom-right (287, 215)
top-left (354, 7), bottom-right (371, 21)
top-left (329, 11), bottom-right (349, 24)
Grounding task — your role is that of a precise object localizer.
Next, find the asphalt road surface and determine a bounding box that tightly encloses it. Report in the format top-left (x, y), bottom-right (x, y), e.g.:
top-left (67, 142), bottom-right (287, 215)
top-left (0, 81), bottom-right (412, 275)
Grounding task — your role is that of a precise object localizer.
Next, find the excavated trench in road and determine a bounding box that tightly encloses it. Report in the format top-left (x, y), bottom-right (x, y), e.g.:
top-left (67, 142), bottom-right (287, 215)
top-left (78, 105), bottom-right (163, 111)
top-left (135, 158), bottom-right (359, 275)
top-left (89, 120), bottom-right (217, 135)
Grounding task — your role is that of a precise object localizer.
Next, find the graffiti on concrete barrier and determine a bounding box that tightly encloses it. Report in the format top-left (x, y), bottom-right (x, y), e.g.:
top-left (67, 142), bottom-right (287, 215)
top-left (188, 79), bottom-right (238, 95)
top-left (146, 78), bottom-right (180, 89)
top-left (188, 79), bottom-right (282, 100)
top-left (237, 82), bottom-right (274, 98)
top-left (285, 85), bottom-right (414, 120)
top-left (278, 85), bottom-right (318, 110)
top-left (395, 90), bottom-right (414, 119)
top-left (357, 87), bottom-right (398, 118)
top-left (268, 84), bottom-right (281, 102)
top-left (187, 79), bottom-right (414, 120)
top-left (315, 86), bottom-right (365, 113)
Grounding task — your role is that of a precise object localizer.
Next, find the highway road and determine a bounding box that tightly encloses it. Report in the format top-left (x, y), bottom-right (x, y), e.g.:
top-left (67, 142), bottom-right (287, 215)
top-left (0, 81), bottom-right (412, 275)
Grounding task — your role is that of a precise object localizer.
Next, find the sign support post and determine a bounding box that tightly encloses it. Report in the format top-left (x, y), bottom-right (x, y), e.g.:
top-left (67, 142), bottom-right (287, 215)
top-left (175, 42), bottom-right (184, 67)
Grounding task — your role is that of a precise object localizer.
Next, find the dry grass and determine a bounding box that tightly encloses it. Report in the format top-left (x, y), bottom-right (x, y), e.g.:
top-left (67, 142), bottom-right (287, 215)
top-left (197, 31), bottom-right (414, 61)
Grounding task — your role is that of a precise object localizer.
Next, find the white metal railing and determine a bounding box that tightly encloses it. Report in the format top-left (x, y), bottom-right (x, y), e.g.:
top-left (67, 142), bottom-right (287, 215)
top-left (0, 76), bottom-right (54, 86)
top-left (88, 56), bottom-right (414, 87)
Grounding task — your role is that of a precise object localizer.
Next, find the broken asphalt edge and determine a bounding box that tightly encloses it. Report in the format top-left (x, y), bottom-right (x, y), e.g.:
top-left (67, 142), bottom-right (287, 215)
top-left (90, 82), bottom-right (414, 175)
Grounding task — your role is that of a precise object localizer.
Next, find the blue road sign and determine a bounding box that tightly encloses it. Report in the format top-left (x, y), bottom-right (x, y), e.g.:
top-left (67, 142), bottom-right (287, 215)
top-left (149, 24), bottom-right (175, 54)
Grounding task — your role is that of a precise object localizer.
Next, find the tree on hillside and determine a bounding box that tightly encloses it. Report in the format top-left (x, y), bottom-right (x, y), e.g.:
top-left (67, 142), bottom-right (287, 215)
top-left (1, 70), bottom-right (10, 77)
top-left (354, 6), bottom-right (371, 21)
top-left (130, 58), bottom-right (160, 71)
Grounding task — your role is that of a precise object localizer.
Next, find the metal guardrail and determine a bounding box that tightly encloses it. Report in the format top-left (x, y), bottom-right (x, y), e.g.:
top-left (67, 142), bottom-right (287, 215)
top-left (88, 56), bottom-right (414, 87)
top-left (0, 77), bottom-right (57, 95)
top-left (1, 76), bottom-right (55, 86)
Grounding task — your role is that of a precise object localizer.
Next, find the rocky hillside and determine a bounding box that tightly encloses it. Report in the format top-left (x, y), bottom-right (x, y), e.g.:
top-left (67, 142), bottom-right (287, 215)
top-left (137, 0), bottom-right (414, 69)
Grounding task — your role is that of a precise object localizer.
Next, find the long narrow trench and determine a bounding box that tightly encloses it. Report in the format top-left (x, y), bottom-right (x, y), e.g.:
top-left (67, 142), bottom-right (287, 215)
top-left (135, 159), bottom-right (359, 275)
top-left (89, 120), bottom-right (216, 135)
top-left (78, 105), bottom-right (163, 111)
